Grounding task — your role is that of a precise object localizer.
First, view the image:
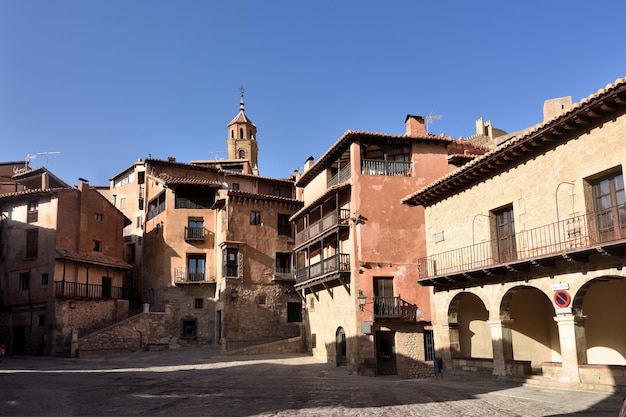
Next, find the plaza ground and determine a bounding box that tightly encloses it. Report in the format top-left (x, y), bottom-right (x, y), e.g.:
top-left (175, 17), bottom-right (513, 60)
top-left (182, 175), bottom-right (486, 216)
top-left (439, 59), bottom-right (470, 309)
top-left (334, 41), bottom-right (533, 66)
top-left (0, 347), bottom-right (623, 417)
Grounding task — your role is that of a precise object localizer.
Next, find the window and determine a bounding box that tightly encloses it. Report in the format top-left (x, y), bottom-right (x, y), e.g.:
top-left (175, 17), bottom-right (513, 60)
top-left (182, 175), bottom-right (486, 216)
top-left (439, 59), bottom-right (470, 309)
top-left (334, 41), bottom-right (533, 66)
top-left (276, 252), bottom-right (292, 274)
top-left (239, 149), bottom-right (246, 159)
top-left (374, 277), bottom-right (395, 315)
top-left (492, 205), bottom-right (516, 262)
top-left (147, 191), bottom-right (166, 220)
top-left (126, 244), bottom-right (136, 264)
top-left (592, 171), bottom-right (626, 242)
top-left (19, 272), bottom-right (30, 290)
top-left (38, 315), bottom-right (46, 327)
top-left (182, 319), bottom-right (197, 339)
top-left (119, 196), bottom-right (126, 210)
top-left (41, 273), bottom-right (49, 285)
top-left (27, 200), bottom-right (38, 223)
top-left (185, 218), bottom-right (204, 240)
top-left (95, 213), bottom-right (104, 222)
top-left (277, 214), bottom-right (291, 236)
top-left (93, 240), bottom-right (102, 252)
top-left (250, 211), bottom-right (261, 226)
top-left (232, 183), bottom-right (240, 191)
top-left (287, 302), bottom-right (302, 322)
top-left (258, 294), bottom-right (266, 305)
top-left (194, 298), bottom-right (204, 309)
top-left (137, 171), bottom-right (145, 185)
top-left (223, 248), bottom-right (239, 278)
top-left (424, 330), bottom-right (435, 361)
top-left (187, 254), bottom-right (206, 281)
top-left (26, 229), bottom-right (38, 258)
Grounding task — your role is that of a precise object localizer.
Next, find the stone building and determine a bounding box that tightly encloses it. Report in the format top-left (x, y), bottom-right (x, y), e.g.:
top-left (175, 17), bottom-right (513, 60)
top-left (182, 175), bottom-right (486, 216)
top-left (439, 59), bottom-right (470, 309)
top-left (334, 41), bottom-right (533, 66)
top-left (0, 167), bottom-right (131, 355)
top-left (108, 93), bottom-right (303, 350)
top-left (292, 115), bottom-right (487, 378)
top-left (403, 77), bottom-right (626, 391)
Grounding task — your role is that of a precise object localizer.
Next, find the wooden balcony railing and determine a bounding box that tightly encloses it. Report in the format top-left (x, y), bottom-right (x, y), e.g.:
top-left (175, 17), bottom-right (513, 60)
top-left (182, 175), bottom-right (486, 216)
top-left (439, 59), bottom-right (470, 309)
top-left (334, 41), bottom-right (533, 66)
top-left (327, 165), bottom-right (351, 188)
top-left (295, 253), bottom-right (350, 284)
top-left (295, 209), bottom-right (350, 247)
top-left (374, 296), bottom-right (418, 321)
top-left (174, 267), bottom-right (217, 283)
top-left (184, 226), bottom-right (205, 241)
top-left (55, 281), bottom-right (127, 300)
top-left (361, 159), bottom-right (412, 177)
top-left (418, 205), bottom-right (626, 280)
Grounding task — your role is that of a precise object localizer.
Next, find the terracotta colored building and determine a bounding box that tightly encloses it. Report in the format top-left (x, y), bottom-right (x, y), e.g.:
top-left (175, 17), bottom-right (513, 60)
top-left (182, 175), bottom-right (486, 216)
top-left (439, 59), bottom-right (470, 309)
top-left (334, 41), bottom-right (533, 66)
top-left (0, 167), bottom-right (131, 355)
top-left (109, 94), bottom-right (303, 349)
top-left (403, 77), bottom-right (626, 391)
top-left (292, 116), bottom-right (487, 377)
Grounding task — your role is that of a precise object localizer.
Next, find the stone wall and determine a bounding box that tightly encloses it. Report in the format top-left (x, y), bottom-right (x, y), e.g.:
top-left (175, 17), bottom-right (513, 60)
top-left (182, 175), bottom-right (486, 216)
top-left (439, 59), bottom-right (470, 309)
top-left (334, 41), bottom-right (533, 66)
top-left (221, 336), bottom-right (306, 356)
top-left (77, 304), bottom-right (177, 357)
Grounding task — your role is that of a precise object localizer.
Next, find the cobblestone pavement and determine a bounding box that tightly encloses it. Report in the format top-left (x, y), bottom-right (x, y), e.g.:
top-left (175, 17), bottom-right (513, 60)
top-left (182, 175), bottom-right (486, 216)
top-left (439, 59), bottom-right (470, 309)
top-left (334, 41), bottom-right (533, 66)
top-left (0, 347), bottom-right (623, 417)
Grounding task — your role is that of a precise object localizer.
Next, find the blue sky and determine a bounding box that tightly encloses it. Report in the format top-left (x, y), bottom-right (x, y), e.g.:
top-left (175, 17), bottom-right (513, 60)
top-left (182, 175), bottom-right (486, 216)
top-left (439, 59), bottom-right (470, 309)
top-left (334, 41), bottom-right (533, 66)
top-left (2, 1), bottom-right (625, 185)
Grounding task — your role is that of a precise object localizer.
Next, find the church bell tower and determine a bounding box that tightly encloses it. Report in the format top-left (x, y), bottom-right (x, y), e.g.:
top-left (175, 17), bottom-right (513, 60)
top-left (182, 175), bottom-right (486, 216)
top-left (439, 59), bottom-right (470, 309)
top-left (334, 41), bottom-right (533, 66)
top-left (227, 88), bottom-right (259, 175)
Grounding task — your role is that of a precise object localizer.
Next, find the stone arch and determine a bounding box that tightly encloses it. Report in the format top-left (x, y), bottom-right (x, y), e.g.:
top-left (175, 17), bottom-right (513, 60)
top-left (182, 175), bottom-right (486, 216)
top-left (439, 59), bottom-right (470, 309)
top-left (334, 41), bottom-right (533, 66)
top-left (448, 292), bottom-right (491, 359)
top-left (574, 275), bottom-right (626, 365)
top-left (335, 327), bottom-right (347, 366)
top-left (500, 285), bottom-right (560, 367)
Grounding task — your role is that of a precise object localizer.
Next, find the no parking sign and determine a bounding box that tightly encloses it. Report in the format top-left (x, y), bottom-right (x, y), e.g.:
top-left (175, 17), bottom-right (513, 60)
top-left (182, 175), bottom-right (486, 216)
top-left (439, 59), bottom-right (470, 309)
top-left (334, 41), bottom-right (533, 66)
top-left (553, 290), bottom-right (571, 308)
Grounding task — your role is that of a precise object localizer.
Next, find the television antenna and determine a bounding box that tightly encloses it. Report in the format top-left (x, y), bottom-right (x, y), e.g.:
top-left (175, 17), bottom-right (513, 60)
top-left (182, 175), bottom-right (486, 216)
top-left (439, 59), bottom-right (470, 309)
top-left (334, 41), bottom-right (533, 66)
top-left (13, 154), bottom-right (36, 174)
top-left (426, 112), bottom-right (443, 134)
top-left (208, 150), bottom-right (224, 160)
top-left (37, 151), bottom-right (61, 167)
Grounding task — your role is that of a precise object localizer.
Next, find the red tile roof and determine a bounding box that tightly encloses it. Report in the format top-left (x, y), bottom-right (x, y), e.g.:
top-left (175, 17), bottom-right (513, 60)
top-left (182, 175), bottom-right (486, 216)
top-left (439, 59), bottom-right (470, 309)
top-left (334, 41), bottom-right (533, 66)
top-left (56, 248), bottom-right (132, 270)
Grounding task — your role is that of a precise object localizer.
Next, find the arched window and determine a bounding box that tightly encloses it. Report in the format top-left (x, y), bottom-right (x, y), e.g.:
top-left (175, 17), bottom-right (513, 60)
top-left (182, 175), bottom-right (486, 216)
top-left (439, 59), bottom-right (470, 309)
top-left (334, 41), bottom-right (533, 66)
top-left (239, 128), bottom-right (244, 138)
top-left (239, 149), bottom-right (246, 159)
top-left (231, 129), bottom-right (234, 138)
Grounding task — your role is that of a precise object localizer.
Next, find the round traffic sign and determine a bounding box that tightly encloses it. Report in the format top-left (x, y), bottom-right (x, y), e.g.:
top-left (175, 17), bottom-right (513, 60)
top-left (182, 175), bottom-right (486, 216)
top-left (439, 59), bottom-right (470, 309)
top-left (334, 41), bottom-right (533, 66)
top-left (553, 290), bottom-right (571, 307)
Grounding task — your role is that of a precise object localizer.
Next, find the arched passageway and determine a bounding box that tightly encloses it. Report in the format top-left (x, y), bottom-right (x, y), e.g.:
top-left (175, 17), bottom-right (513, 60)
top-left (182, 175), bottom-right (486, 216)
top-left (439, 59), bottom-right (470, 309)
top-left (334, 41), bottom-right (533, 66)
top-left (502, 286), bottom-right (560, 367)
top-left (577, 276), bottom-right (626, 365)
top-left (335, 327), bottom-right (347, 366)
top-left (449, 292), bottom-right (491, 359)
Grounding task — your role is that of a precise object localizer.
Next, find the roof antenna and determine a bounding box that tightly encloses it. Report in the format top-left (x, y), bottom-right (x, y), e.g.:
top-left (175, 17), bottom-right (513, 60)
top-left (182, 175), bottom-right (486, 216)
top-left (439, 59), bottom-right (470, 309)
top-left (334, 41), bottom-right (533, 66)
top-left (37, 151), bottom-right (61, 167)
top-left (426, 112), bottom-right (443, 135)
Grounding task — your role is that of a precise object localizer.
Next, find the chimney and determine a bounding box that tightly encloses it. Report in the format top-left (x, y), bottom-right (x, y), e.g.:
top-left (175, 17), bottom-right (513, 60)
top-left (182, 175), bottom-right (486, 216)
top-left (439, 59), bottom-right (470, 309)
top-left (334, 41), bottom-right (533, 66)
top-left (167, 156), bottom-right (176, 163)
top-left (405, 114), bottom-right (426, 136)
top-left (303, 156), bottom-right (315, 172)
top-left (543, 97), bottom-right (572, 122)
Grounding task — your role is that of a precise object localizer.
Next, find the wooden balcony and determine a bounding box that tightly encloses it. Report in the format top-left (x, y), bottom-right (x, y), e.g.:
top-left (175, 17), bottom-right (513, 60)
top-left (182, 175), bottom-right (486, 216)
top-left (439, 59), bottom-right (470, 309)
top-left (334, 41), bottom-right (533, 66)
top-left (374, 296), bottom-right (418, 322)
top-left (55, 281), bottom-right (127, 300)
top-left (295, 209), bottom-right (350, 248)
top-left (174, 267), bottom-right (217, 284)
top-left (295, 253), bottom-right (350, 286)
top-left (418, 205), bottom-right (626, 288)
top-left (327, 165), bottom-right (351, 188)
top-left (361, 159), bottom-right (412, 177)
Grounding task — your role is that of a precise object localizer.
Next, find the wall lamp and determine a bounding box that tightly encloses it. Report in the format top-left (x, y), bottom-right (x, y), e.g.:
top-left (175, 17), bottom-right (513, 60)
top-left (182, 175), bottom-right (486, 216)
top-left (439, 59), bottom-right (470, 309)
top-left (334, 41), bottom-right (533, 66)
top-left (357, 290), bottom-right (367, 311)
top-left (229, 288), bottom-right (239, 300)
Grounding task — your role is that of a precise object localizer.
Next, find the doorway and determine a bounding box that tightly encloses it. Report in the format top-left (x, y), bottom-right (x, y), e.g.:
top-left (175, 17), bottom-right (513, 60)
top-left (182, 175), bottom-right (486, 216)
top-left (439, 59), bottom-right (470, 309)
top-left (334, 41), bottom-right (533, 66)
top-left (336, 327), bottom-right (347, 366)
top-left (376, 331), bottom-right (397, 375)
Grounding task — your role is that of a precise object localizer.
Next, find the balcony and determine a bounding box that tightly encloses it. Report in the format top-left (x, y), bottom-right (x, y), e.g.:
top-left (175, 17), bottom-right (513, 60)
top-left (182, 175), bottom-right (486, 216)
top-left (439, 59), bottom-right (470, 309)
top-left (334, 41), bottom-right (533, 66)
top-left (184, 226), bottom-right (205, 241)
top-left (174, 267), bottom-right (217, 284)
top-left (361, 159), bottom-right (412, 177)
top-left (374, 296), bottom-right (418, 322)
top-left (55, 281), bottom-right (127, 300)
top-left (418, 205), bottom-right (626, 287)
top-left (295, 253), bottom-right (350, 286)
top-left (295, 209), bottom-right (350, 247)
top-left (175, 197), bottom-right (215, 210)
top-left (273, 267), bottom-right (295, 282)
top-left (327, 165), bottom-right (351, 188)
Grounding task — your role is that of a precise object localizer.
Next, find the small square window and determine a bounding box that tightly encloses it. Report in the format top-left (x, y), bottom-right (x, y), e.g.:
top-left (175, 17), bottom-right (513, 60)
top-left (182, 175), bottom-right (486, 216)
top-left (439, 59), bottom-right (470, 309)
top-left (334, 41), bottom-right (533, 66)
top-left (258, 295), bottom-right (266, 305)
top-left (232, 183), bottom-right (240, 191)
top-left (93, 240), bottom-right (101, 251)
top-left (194, 298), bottom-right (204, 309)
top-left (41, 273), bottom-right (49, 285)
top-left (250, 211), bottom-right (261, 226)
top-left (95, 213), bottom-right (104, 222)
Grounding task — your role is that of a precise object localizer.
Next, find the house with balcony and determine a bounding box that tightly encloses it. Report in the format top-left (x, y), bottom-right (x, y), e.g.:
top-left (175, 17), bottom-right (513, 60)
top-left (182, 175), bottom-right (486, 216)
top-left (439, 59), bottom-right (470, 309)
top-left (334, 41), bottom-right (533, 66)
top-left (403, 76), bottom-right (626, 391)
top-left (0, 168), bottom-right (131, 355)
top-left (292, 115), bottom-right (487, 377)
top-left (109, 93), bottom-right (303, 350)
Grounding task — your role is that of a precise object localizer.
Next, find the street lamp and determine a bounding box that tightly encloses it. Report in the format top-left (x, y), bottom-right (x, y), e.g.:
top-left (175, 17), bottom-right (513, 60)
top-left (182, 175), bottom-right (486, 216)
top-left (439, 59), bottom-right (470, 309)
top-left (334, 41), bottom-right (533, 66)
top-left (358, 291), bottom-right (367, 311)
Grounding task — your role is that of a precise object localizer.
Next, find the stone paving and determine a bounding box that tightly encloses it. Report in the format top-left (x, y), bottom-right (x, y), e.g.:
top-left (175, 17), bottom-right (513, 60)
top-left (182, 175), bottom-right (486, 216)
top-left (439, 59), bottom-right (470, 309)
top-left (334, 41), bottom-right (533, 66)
top-left (0, 347), bottom-right (623, 416)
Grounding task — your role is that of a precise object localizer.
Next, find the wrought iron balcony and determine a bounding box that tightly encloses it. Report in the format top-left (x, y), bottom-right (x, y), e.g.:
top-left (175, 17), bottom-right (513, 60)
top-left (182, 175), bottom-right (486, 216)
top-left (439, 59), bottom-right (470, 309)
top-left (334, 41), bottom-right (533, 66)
top-left (295, 209), bottom-right (350, 247)
top-left (418, 205), bottom-right (626, 284)
top-left (184, 226), bottom-right (205, 241)
top-left (55, 281), bottom-right (127, 300)
top-left (174, 267), bottom-right (217, 283)
top-left (374, 296), bottom-right (418, 322)
top-left (295, 253), bottom-right (350, 285)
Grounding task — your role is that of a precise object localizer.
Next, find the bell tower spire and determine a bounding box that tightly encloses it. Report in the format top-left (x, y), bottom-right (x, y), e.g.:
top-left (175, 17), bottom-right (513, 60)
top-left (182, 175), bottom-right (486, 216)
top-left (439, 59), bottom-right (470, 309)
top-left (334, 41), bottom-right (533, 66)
top-left (227, 86), bottom-right (259, 175)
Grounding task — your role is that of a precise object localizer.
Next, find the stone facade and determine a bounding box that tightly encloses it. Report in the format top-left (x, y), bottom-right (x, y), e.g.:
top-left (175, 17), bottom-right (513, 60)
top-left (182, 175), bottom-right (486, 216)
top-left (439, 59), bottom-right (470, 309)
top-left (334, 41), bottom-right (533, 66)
top-left (403, 77), bottom-right (626, 391)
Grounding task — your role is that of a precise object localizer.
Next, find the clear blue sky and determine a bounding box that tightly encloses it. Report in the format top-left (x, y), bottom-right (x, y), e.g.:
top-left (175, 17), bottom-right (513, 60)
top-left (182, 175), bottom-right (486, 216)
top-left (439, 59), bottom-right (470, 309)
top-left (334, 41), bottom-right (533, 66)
top-left (2, 1), bottom-right (625, 185)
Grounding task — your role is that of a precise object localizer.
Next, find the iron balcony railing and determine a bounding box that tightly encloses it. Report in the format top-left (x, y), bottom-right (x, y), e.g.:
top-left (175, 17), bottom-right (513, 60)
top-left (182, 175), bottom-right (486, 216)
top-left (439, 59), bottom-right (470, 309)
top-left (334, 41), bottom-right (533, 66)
top-left (295, 253), bottom-right (350, 284)
top-left (54, 281), bottom-right (127, 300)
top-left (184, 226), bottom-right (205, 241)
top-left (174, 267), bottom-right (217, 283)
top-left (374, 296), bottom-right (418, 321)
top-left (295, 209), bottom-right (350, 247)
top-left (361, 159), bottom-right (412, 177)
top-left (418, 204), bottom-right (626, 279)
top-left (327, 165), bottom-right (351, 188)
